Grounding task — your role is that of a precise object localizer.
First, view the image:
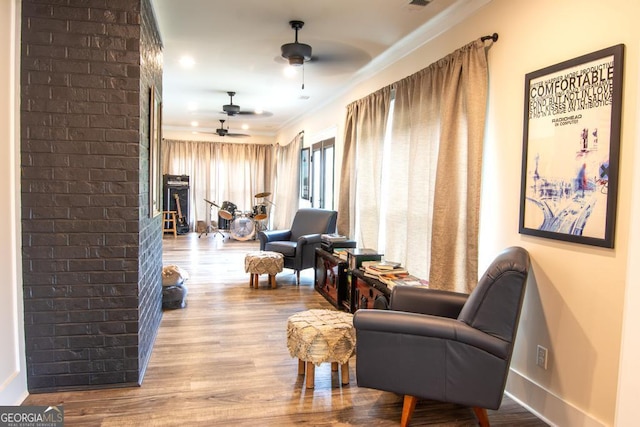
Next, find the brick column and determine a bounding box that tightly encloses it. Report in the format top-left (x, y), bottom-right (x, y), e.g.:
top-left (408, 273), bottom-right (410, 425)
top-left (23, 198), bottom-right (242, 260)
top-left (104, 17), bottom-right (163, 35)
top-left (21, 0), bottom-right (163, 392)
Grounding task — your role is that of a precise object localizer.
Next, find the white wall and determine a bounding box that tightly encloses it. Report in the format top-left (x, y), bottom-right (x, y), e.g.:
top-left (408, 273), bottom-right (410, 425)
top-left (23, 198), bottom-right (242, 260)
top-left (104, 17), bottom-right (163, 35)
top-left (614, 39), bottom-right (640, 426)
top-left (277, 1), bottom-right (640, 425)
top-left (0, 0), bottom-right (27, 405)
top-left (474, 2), bottom-right (637, 425)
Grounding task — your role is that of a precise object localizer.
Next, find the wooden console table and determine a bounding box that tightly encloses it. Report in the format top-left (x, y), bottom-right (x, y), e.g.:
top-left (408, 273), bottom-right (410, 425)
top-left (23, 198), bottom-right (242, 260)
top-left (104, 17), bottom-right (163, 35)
top-left (314, 248), bottom-right (393, 313)
top-left (350, 268), bottom-right (391, 311)
top-left (314, 248), bottom-right (349, 311)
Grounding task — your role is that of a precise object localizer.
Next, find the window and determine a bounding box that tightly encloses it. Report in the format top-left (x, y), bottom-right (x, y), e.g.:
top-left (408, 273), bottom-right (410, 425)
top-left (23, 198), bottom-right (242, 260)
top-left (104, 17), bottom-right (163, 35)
top-left (310, 138), bottom-right (335, 209)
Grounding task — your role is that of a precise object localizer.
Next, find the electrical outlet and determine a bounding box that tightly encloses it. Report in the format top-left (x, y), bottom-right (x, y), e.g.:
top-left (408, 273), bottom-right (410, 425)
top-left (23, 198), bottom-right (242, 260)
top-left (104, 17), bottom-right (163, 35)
top-left (536, 345), bottom-right (548, 369)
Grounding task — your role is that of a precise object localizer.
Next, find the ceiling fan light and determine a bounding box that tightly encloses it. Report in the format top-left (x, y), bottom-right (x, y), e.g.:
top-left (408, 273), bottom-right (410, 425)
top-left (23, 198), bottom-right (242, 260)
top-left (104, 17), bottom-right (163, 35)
top-left (288, 56), bottom-right (304, 66)
top-left (281, 42), bottom-right (312, 65)
top-left (223, 104), bottom-right (240, 115)
top-left (283, 65), bottom-right (298, 77)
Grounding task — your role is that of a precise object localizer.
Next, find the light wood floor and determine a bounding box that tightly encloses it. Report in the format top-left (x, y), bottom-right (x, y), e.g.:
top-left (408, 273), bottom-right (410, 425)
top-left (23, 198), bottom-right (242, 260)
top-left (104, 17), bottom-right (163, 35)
top-left (24, 232), bottom-right (547, 426)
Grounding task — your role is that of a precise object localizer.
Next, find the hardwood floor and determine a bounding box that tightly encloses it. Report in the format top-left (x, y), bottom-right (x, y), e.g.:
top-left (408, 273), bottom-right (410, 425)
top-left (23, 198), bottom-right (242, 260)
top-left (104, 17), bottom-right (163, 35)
top-left (24, 233), bottom-right (547, 426)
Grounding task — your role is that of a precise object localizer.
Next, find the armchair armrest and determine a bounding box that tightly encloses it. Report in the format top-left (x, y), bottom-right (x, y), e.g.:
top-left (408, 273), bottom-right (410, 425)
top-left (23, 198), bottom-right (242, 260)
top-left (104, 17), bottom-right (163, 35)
top-left (355, 309), bottom-right (456, 339)
top-left (354, 309), bottom-right (509, 359)
top-left (297, 233), bottom-right (322, 246)
top-left (390, 286), bottom-right (468, 318)
top-left (258, 229), bottom-right (292, 250)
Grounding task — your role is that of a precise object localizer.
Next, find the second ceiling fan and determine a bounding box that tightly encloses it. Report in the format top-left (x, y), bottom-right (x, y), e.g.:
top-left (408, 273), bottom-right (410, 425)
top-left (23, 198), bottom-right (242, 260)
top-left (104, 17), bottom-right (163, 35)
top-left (221, 91), bottom-right (265, 117)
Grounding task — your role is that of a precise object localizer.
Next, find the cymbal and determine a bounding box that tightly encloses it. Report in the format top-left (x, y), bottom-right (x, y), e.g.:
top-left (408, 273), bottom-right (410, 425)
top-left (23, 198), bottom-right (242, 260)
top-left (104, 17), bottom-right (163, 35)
top-left (254, 191), bottom-right (271, 198)
top-left (254, 214), bottom-right (268, 221)
top-left (204, 199), bottom-right (219, 208)
top-left (219, 210), bottom-right (233, 220)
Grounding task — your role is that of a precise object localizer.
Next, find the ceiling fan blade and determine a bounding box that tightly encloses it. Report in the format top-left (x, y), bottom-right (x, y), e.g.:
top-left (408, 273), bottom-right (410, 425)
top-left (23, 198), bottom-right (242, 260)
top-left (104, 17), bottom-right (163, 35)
top-left (216, 90), bottom-right (272, 117)
top-left (236, 110), bottom-right (273, 117)
top-left (204, 131), bottom-right (250, 138)
top-left (219, 110), bottom-right (273, 117)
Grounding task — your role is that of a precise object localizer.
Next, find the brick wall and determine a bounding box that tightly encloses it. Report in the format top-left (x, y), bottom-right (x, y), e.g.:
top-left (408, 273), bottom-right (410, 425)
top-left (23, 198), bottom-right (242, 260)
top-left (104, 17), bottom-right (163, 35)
top-left (137, 0), bottom-right (163, 382)
top-left (21, 0), bottom-right (163, 392)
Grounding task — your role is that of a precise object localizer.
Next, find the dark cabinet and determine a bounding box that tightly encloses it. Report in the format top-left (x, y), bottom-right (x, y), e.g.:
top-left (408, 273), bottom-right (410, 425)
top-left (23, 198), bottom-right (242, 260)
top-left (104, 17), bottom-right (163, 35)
top-left (350, 269), bottom-right (391, 311)
top-left (314, 248), bottom-right (349, 311)
top-left (315, 249), bottom-right (392, 313)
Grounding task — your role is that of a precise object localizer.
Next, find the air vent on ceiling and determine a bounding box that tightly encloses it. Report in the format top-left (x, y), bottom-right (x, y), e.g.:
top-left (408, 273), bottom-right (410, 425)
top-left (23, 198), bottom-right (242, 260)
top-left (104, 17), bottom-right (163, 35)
top-left (408, 0), bottom-right (432, 6)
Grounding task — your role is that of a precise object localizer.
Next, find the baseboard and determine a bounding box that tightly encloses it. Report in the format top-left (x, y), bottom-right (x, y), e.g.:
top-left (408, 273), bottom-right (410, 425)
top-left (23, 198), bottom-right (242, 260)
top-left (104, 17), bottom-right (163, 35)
top-left (505, 368), bottom-right (606, 427)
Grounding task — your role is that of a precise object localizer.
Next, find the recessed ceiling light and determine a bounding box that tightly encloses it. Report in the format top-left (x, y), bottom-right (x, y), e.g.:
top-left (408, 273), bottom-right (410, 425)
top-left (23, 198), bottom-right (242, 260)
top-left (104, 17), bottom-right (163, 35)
top-left (190, 121), bottom-right (199, 127)
top-left (187, 102), bottom-right (198, 111)
top-left (179, 56), bottom-right (195, 68)
top-left (242, 124), bottom-right (249, 130)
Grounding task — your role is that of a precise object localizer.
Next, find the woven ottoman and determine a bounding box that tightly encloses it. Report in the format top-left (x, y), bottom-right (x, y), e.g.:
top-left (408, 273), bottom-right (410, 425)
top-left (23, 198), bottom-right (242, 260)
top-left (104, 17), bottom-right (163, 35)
top-left (244, 251), bottom-right (284, 289)
top-left (286, 309), bottom-right (356, 388)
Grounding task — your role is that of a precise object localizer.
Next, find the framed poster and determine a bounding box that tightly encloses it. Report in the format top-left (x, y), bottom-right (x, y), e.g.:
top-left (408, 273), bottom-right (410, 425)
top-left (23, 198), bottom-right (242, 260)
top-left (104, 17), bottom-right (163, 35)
top-left (300, 147), bottom-right (310, 200)
top-left (519, 44), bottom-right (624, 248)
top-left (150, 85), bottom-right (162, 218)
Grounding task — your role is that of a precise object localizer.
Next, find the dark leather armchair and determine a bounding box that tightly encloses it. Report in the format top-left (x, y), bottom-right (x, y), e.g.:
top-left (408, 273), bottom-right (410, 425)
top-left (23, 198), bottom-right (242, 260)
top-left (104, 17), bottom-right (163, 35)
top-left (353, 246), bottom-right (531, 427)
top-left (258, 208), bottom-right (338, 284)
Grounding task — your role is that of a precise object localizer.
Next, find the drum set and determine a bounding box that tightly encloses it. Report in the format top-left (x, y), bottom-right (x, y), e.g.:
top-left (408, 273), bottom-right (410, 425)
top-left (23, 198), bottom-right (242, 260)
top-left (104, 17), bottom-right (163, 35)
top-left (200, 192), bottom-right (273, 240)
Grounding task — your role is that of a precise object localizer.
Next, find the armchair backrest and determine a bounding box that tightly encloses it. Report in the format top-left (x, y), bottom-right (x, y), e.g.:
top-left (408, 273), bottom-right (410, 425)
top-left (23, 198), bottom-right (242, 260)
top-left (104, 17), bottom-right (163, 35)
top-left (457, 246), bottom-right (530, 344)
top-left (289, 208), bottom-right (338, 241)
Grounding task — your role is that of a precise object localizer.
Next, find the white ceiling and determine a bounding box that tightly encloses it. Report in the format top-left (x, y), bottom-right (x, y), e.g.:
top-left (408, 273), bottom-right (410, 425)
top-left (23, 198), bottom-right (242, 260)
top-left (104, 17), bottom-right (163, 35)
top-left (150, 0), bottom-right (478, 140)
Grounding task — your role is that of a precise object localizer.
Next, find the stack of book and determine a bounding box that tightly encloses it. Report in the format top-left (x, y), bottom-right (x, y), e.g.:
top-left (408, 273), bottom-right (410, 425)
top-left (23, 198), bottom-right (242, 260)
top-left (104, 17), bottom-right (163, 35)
top-left (333, 248), bottom-right (349, 261)
top-left (361, 261), bottom-right (429, 290)
top-left (321, 233), bottom-right (347, 242)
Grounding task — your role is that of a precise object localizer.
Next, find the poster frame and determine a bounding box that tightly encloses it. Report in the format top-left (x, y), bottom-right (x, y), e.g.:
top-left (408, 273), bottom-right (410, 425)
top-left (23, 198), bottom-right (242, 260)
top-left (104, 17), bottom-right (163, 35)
top-left (518, 44), bottom-right (624, 248)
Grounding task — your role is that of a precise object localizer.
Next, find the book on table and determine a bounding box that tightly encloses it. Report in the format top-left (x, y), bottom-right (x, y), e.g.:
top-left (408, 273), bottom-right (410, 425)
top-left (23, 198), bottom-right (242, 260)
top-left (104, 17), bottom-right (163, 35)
top-left (359, 260), bottom-right (429, 290)
top-left (378, 273), bottom-right (429, 290)
top-left (362, 262), bottom-right (408, 276)
top-left (361, 260), bottom-right (401, 269)
top-left (333, 248), bottom-right (349, 260)
top-left (321, 233), bottom-right (347, 242)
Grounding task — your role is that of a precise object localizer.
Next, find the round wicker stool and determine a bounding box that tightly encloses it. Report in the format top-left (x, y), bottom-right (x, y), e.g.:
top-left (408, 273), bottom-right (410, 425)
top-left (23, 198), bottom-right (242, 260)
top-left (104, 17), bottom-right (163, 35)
top-left (244, 251), bottom-right (284, 289)
top-left (286, 309), bottom-right (355, 388)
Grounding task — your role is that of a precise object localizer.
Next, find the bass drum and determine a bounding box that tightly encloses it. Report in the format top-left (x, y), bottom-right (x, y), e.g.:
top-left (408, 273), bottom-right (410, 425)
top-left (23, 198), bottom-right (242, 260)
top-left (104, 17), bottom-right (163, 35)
top-left (230, 215), bottom-right (255, 241)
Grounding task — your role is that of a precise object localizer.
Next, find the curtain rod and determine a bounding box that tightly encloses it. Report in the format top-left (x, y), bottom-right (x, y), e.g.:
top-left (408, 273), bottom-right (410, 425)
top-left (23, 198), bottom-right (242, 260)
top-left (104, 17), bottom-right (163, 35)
top-left (481, 33), bottom-right (498, 43)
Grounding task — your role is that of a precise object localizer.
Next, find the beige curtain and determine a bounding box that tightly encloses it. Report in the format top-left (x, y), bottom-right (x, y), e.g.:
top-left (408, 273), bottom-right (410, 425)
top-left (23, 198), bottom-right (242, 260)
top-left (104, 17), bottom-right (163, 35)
top-left (336, 106), bottom-right (356, 236)
top-left (271, 133), bottom-right (303, 230)
top-left (391, 39), bottom-right (488, 293)
top-left (161, 139), bottom-right (274, 228)
top-left (337, 86), bottom-right (391, 243)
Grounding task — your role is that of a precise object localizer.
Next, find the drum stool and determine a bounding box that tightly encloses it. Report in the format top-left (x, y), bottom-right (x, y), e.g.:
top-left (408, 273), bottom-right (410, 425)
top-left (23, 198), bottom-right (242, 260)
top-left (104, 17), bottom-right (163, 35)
top-left (286, 309), bottom-right (356, 389)
top-left (244, 251), bottom-right (284, 289)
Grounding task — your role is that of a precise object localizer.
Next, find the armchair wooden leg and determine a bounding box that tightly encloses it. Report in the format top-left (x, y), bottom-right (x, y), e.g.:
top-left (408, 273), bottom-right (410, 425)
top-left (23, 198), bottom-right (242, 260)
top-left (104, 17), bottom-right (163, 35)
top-left (401, 395), bottom-right (417, 427)
top-left (472, 407), bottom-right (490, 427)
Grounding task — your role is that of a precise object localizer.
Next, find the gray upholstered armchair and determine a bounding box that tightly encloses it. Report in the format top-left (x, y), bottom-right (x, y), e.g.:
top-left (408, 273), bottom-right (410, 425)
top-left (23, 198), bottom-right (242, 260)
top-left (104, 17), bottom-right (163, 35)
top-left (353, 246), bottom-right (531, 427)
top-left (258, 208), bottom-right (337, 284)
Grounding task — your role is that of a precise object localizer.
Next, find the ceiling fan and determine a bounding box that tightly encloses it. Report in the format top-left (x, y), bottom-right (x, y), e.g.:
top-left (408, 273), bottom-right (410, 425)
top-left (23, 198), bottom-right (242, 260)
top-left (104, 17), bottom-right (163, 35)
top-left (281, 20), bottom-right (312, 66)
top-left (214, 119), bottom-right (249, 138)
top-left (276, 20), bottom-right (372, 80)
top-left (221, 91), bottom-right (262, 117)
